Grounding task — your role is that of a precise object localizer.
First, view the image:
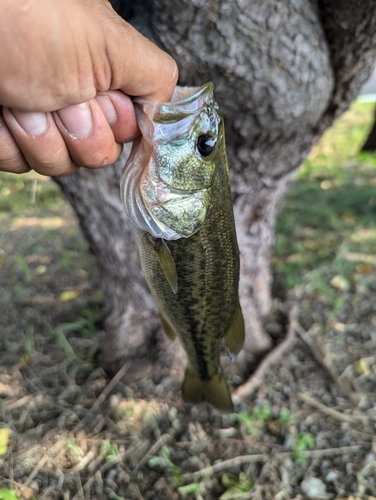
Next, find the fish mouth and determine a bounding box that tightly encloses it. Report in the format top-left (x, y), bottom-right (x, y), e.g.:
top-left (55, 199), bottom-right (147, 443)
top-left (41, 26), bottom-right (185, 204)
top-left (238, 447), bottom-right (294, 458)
top-left (134, 82), bottom-right (215, 127)
top-left (169, 83), bottom-right (213, 104)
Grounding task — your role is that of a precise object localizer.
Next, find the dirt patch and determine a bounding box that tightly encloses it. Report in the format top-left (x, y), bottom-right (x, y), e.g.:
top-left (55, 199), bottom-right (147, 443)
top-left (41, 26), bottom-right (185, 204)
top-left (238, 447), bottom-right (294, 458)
top-left (1, 180), bottom-right (376, 499)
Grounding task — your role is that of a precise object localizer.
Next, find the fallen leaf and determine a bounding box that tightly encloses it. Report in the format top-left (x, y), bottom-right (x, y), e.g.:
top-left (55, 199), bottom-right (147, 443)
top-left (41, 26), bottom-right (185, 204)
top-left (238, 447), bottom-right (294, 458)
top-left (0, 490), bottom-right (21, 500)
top-left (59, 290), bottom-right (79, 302)
top-left (354, 358), bottom-right (370, 376)
top-left (320, 180), bottom-right (332, 190)
top-left (301, 476), bottom-right (333, 499)
top-left (333, 322), bottom-right (347, 333)
top-left (355, 263), bottom-right (373, 275)
top-left (330, 275), bottom-right (350, 292)
top-left (0, 428), bottom-right (11, 456)
top-left (35, 265), bottom-right (47, 275)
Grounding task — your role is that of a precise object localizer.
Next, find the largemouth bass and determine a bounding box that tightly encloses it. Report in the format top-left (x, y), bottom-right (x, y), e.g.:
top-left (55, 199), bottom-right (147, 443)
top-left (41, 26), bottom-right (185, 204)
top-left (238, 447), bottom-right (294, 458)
top-left (121, 83), bottom-right (244, 412)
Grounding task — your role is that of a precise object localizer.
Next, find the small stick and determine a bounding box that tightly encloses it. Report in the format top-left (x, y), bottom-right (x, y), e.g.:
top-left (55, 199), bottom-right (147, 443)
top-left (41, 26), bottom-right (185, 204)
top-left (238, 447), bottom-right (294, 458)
top-left (183, 445), bottom-right (361, 481)
top-left (3, 395), bottom-right (32, 411)
top-left (21, 455), bottom-right (48, 490)
top-left (234, 304), bottom-right (298, 401)
top-left (183, 454), bottom-right (269, 480)
top-left (75, 472), bottom-right (85, 500)
top-left (135, 484), bottom-right (145, 500)
top-left (72, 451), bottom-right (95, 472)
top-left (73, 362), bottom-right (130, 431)
top-left (132, 433), bottom-right (172, 472)
top-left (72, 440), bottom-right (150, 499)
top-left (30, 172), bottom-right (38, 203)
top-left (298, 392), bottom-right (369, 425)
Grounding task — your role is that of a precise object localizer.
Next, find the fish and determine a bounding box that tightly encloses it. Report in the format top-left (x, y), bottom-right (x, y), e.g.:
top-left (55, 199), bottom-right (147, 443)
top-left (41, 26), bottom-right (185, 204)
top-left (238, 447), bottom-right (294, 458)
top-left (121, 82), bottom-right (244, 412)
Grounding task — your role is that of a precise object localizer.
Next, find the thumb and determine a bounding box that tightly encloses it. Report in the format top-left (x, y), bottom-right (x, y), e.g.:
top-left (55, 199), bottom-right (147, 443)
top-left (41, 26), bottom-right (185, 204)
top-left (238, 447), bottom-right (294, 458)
top-left (103, 12), bottom-right (179, 103)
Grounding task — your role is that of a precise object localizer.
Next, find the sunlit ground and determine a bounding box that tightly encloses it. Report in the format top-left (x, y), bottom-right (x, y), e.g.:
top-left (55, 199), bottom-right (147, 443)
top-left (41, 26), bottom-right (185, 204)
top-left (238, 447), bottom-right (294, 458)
top-left (273, 101), bottom-right (376, 299)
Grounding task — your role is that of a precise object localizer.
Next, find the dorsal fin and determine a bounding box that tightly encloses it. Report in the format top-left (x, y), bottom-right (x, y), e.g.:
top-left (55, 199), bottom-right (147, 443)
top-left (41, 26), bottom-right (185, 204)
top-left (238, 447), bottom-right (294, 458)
top-left (150, 238), bottom-right (178, 294)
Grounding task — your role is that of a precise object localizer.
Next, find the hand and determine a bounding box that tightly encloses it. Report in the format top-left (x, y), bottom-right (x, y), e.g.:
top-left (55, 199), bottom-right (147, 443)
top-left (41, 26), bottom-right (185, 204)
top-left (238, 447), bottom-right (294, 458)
top-left (0, 0), bottom-right (178, 176)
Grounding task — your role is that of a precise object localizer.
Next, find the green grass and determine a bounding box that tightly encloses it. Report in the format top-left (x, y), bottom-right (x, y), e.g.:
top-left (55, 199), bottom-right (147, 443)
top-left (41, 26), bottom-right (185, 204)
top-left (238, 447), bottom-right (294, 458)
top-left (273, 101), bottom-right (376, 293)
top-left (0, 171), bottom-right (65, 214)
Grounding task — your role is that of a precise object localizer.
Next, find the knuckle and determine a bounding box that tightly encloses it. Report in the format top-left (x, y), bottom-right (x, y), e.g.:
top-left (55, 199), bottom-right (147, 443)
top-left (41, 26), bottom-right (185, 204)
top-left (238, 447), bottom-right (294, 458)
top-left (163, 55), bottom-right (179, 93)
top-left (0, 155), bottom-right (29, 173)
top-left (22, 144), bottom-right (71, 176)
top-left (30, 146), bottom-right (64, 169)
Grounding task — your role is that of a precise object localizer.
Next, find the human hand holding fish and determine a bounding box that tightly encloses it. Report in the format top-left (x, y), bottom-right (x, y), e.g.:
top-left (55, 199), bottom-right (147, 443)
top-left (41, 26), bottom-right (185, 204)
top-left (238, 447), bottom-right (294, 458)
top-left (0, 0), bottom-right (178, 176)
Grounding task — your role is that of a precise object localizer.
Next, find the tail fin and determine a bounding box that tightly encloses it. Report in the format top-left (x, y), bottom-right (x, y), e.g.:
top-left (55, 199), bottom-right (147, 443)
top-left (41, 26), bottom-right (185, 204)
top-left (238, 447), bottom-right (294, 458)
top-left (182, 368), bottom-right (234, 412)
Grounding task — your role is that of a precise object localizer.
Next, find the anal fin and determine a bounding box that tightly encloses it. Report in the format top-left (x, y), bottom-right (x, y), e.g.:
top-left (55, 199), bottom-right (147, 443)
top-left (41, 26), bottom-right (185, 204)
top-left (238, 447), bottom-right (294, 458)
top-left (223, 302), bottom-right (245, 360)
top-left (182, 368), bottom-right (234, 413)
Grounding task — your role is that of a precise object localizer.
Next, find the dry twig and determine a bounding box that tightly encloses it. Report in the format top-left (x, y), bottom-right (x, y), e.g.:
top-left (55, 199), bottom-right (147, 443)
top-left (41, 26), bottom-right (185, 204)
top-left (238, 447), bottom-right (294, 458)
top-left (73, 362), bottom-right (130, 431)
top-left (298, 392), bottom-right (369, 425)
top-left (183, 445), bottom-right (361, 481)
top-left (71, 439), bottom-right (150, 500)
top-left (21, 455), bottom-right (48, 490)
top-left (132, 433), bottom-right (172, 472)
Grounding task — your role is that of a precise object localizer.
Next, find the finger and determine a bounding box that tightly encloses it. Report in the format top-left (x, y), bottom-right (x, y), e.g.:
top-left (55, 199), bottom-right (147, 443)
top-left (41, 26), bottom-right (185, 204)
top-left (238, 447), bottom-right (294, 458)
top-left (53, 99), bottom-right (122, 168)
top-left (2, 107), bottom-right (79, 176)
top-left (106, 15), bottom-right (179, 102)
top-left (95, 90), bottom-right (139, 143)
top-left (0, 111), bottom-right (30, 174)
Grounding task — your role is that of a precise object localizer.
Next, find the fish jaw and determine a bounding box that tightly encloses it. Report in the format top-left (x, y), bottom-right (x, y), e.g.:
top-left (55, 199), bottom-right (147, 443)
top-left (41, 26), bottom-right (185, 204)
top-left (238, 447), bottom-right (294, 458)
top-left (121, 83), bottom-right (222, 240)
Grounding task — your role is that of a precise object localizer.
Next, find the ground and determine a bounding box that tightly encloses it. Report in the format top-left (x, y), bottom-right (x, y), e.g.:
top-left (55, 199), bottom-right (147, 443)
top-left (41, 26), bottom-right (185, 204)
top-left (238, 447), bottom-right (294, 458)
top-left (1, 102), bottom-right (376, 500)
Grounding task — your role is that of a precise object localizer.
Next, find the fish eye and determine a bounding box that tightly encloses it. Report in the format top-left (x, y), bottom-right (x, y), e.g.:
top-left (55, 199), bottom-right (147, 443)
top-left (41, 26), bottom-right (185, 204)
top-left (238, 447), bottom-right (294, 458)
top-left (196, 134), bottom-right (216, 157)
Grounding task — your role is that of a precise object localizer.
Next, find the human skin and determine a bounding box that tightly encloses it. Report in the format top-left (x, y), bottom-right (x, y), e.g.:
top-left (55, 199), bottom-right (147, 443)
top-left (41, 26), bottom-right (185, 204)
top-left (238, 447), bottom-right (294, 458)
top-left (0, 0), bottom-right (178, 175)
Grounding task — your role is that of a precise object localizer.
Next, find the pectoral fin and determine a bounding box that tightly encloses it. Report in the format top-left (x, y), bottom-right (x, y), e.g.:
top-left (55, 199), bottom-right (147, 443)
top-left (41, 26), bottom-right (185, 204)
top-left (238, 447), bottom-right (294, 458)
top-left (150, 238), bottom-right (178, 294)
top-left (182, 368), bottom-right (234, 413)
top-left (223, 303), bottom-right (245, 360)
top-left (160, 313), bottom-right (177, 341)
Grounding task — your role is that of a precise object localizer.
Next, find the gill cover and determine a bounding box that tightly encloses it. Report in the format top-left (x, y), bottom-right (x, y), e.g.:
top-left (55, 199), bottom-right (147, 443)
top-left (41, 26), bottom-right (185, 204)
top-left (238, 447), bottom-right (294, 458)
top-left (121, 83), bottom-right (222, 240)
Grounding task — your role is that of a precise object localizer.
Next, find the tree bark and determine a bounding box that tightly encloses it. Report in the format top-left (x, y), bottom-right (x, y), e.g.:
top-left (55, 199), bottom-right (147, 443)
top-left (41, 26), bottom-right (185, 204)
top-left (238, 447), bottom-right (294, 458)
top-left (55, 0), bottom-right (376, 383)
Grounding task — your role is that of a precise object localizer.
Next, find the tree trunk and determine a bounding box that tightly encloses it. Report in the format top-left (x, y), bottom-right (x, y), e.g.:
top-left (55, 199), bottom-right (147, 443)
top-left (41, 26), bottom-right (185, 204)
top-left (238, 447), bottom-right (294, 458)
top-left (361, 105), bottom-right (376, 152)
top-left (55, 0), bottom-right (376, 384)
